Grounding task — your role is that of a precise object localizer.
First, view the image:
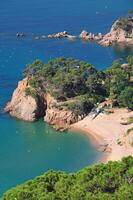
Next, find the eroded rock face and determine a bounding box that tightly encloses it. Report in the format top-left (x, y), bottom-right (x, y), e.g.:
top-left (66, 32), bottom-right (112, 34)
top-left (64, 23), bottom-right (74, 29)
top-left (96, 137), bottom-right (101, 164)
top-left (99, 18), bottom-right (133, 46)
top-left (4, 78), bottom-right (46, 121)
top-left (45, 108), bottom-right (78, 127)
top-left (44, 94), bottom-right (79, 129)
top-left (99, 29), bottom-right (127, 47)
top-left (4, 79), bottom-right (78, 129)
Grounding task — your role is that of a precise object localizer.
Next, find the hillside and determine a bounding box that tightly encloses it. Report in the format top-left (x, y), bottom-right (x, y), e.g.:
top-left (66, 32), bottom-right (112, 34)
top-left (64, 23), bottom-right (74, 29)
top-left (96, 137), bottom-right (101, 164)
top-left (100, 15), bottom-right (133, 46)
top-left (1, 156), bottom-right (133, 200)
top-left (4, 57), bottom-right (133, 130)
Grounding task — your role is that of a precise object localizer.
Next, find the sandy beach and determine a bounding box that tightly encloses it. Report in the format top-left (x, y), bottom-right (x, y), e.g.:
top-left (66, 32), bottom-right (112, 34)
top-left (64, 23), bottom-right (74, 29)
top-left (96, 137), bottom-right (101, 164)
top-left (71, 108), bottom-right (133, 163)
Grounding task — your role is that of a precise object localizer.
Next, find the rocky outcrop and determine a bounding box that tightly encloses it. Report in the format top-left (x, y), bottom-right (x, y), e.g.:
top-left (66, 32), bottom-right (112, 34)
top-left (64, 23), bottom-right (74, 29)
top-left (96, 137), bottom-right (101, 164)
top-left (80, 30), bottom-right (103, 41)
top-left (44, 93), bottom-right (79, 130)
top-left (15, 16), bottom-right (133, 47)
top-left (4, 78), bottom-right (46, 121)
top-left (16, 33), bottom-right (27, 37)
top-left (99, 29), bottom-right (126, 47)
top-left (4, 79), bottom-right (79, 129)
top-left (79, 17), bottom-right (133, 46)
top-left (99, 17), bottom-right (133, 47)
top-left (80, 30), bottom-right (89, 39)
top-left (45, 108), bottom-right (78, 130)
top-left (48, 31), bottom-right (77, 40)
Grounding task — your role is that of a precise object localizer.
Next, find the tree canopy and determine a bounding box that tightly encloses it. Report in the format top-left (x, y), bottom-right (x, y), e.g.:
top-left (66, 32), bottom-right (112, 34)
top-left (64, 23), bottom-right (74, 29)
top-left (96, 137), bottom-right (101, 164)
top-left (23, 57), bottom-right (133, 114)
top-left (115, 15), bottom-right (133, 32)
top-left (1, 156), bottom-right (133, 200)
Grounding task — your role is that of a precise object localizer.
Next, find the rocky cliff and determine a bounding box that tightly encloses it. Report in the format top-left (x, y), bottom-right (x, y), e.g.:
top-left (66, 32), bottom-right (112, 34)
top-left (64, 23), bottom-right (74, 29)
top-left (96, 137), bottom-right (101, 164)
top-left (4, 78), bottom-right (78, 129)
top-left (44, 93), bottom-right (79, 130)
top-left (99, 17), bottom-right (133, 46)
top-left (4, 78), bottom-right (46, 121)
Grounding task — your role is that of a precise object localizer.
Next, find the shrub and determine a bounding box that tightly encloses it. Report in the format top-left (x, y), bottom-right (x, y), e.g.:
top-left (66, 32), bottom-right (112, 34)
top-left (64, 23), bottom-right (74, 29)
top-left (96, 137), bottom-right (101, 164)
top-left (25, 88), bottom-right (37, 99)
top-left (115, 16), bottom-right (133, 32)
top-left (127, 128), bottom-right (133, 135)
top-left (66, 97), bottom-right (94, 118)
top-left (1, 157), bottom-right (133, 200)
top-left (118, 86), bottom-right (133, 110)
top-left (127, 117), bottom-right (133, 125)
top-left (23, 60), bottom-right (43, 77)
top-left (21, 56), bottom-right (133, 114)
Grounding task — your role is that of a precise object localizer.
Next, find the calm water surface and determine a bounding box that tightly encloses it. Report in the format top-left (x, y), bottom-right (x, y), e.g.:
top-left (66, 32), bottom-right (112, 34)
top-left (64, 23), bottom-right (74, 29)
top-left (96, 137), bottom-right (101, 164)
top-left (0, 0), bottom-right (133, 195)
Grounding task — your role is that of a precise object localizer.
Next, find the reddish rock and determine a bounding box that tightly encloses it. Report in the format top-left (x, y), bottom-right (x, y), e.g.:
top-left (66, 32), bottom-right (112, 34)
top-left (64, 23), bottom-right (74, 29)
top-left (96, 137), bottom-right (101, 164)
top-left (4, 79), bottom-right (79, 129)
top-left (4, 78), bottom-right (46, 121)
top-left (44, 94), bottom-right (79, 128)
top-left (80, 30), bottom-right (89, 39)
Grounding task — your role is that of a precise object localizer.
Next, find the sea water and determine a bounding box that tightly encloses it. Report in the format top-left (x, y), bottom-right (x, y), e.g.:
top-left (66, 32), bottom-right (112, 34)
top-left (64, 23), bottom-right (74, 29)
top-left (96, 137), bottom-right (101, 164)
top-left (0, 0), bottom-right (133, 195)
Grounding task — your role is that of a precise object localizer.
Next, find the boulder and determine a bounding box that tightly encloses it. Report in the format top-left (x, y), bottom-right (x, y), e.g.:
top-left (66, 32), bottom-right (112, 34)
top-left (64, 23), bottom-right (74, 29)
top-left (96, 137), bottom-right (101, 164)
top-left (16, 33), bottom-right (27, 37)
top-left (48, 31), bottom-right (76, 40)
top-left (80, 30), bottom-right (89, 39)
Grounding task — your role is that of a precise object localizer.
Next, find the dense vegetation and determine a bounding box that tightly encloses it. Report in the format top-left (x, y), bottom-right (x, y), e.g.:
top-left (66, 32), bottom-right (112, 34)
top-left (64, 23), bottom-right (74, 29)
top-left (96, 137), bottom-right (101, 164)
top-left (1, 156), bottom-right (133, 200)
top-left (115, 17), bottom-right (133, 32)
top-left (114, 11), bottom-right (133, 34)
top-left (23, 56), bottom-right (133, 116)
top-left (105, 56), bottom-right (133, 110)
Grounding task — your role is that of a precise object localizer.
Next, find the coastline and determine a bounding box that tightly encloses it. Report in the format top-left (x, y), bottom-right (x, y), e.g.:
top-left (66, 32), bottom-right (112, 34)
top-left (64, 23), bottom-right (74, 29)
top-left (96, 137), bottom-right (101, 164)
top-left (70, 124), bottom-right (110, 164)
top-left (71, 108), bottom-right (133, 164)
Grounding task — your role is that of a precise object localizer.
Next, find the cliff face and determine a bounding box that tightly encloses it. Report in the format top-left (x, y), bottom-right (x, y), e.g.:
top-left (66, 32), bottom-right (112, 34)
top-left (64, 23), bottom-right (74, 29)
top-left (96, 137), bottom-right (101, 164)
top-left (100, 17), bottom-right (133, 46)
top-left (4, 78), bottom-right (46, 121)
top-left (4, 79), bottom-right (78, 129)
top-left (44, 93), bottom-right (78, 130)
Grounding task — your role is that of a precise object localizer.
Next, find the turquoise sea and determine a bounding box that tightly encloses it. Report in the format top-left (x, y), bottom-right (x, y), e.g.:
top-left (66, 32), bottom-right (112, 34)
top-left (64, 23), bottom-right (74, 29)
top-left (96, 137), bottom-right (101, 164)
top-left (0, 0), bottom-right (133, 195)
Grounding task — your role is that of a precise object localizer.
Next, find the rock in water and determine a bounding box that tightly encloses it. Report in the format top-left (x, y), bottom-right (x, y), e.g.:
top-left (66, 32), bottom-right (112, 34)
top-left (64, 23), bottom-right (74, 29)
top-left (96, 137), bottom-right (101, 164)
top-left (4, 78), bottom-right (46, 121)
top-left (4, 79), bottom-right (78, 128)
top-left (44, 94), bottom-right (78, 128)
top-left (99, 16), bottom-right (133, 46)
top-left (79, 30), bottom-right (89, 39)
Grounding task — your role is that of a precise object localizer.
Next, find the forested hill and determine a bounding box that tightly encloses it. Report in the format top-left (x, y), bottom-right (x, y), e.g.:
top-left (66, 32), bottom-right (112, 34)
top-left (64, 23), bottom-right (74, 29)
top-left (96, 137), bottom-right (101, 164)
top-left (23, 56), bottom-right (133, 112)
top-left (4, 56), bottom-right (133, 130)
top-left (1, 156), bottom-right (133, 200)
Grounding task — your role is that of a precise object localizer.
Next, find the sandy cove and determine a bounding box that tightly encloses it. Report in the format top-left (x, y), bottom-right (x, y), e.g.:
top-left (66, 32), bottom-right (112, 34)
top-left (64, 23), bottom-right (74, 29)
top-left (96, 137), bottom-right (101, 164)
top-left (71, 108), bottom-right (133, 163)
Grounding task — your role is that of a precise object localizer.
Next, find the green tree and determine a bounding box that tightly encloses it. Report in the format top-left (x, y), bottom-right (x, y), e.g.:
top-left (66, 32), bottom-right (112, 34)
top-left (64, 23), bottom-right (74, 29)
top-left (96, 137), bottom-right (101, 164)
top-left (118, 86), bottom-right (133, 110)
top-left (23, 60), bottom-right (43, 77)
top-left (2, 157), bottom-right (133, 200)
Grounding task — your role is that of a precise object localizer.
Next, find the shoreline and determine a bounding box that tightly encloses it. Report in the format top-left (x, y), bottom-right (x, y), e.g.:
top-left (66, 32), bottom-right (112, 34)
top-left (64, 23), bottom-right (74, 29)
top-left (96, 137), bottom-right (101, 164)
top-left (70, 125), bottom-right (110, 164)
top-left (71, 108), bottom-right (133, 164)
